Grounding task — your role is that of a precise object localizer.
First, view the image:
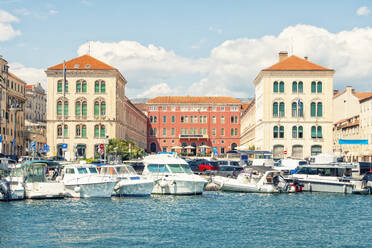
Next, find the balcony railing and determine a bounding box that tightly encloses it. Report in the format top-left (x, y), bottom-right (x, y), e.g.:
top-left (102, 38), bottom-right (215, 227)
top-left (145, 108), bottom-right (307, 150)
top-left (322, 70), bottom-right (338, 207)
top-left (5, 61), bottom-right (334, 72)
top-left (179, 134), bottom-right (209, 139)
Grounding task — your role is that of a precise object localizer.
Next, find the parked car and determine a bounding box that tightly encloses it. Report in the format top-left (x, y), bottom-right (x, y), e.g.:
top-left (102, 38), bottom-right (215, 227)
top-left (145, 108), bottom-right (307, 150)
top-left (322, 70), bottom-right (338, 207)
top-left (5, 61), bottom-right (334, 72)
top-left (217, 160), bottom-right (240, 166)
top-left (187, 159), bottom-right (208, 172)
top-left (199, 161), bottom-right (220, 171)
top-left (215, 166), bottom-right (244, 177)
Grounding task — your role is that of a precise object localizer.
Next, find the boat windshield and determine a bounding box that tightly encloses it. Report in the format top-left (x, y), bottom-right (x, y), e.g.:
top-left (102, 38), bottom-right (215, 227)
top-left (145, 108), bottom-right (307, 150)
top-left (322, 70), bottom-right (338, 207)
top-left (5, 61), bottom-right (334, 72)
top-left (25, 164), bottom-right (45, 183)
top-left (125, 166), bottom-right (137, 175)
top-left (148, 164), bottom-right (169, 173)
top-left (115, 166), bottom-right (131, 175)
top-left (298, 167), bottom-right (352, 177)
top-left (168, 164), bottom-right (184, 173)
top-left (65, 168), bottom-right (75, 174)
top-left (101, 167), bottom-right (117, 175)
top-left (88, 167), bottom-right (97, 174)
top-left (77, 168), bottom-right (88, 174)
top-left (181, 164), bottom-right (193, 173)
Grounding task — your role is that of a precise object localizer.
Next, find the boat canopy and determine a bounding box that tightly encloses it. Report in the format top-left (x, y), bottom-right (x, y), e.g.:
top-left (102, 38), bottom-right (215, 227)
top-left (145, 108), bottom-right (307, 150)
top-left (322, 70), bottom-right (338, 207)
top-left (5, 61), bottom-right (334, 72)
top-left (20, 160), bottom-right (62, 168)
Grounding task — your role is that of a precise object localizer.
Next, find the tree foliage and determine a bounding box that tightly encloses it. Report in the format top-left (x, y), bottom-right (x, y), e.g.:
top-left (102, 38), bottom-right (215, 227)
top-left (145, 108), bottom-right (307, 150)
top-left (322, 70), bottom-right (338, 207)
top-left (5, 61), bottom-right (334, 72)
top-left (106, 138), bottom-right (145, 160)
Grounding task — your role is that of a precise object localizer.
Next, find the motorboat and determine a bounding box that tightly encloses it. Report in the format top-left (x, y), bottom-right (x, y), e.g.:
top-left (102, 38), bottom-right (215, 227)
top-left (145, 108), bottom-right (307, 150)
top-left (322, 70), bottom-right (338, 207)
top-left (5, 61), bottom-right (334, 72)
top-left (0, 158), bottom-right (25, 200)
top-left (142, 154), bottom-right (208, 195)
top-left (213, 166), bottom-right (300, 193)
top-left (99, 164), bottom-right (154, 197)
top-left (11, 160), bottom-right (65, 199)
top-left (275, 158), bottom-right (308, 175)
top-left (62, 163), bottom-right (118, 198)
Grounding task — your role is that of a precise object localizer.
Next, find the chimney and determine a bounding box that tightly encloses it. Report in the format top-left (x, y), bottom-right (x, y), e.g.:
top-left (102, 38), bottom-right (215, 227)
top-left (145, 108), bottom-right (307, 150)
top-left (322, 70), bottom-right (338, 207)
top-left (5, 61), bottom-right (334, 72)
top-left (304, 56), bottom-right (308, 60)
top-left (346, 86), bottom-right (353, 93)
top-left (333, 90), bottom-right (339, 95)
top-left (279, 51), bottom-right (288, 62)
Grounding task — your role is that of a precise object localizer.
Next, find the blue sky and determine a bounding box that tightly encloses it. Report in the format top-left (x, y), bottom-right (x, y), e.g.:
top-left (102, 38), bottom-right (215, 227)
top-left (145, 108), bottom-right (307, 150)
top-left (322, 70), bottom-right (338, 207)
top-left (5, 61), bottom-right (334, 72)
top-left (0, 0), bottom-right (371, 97)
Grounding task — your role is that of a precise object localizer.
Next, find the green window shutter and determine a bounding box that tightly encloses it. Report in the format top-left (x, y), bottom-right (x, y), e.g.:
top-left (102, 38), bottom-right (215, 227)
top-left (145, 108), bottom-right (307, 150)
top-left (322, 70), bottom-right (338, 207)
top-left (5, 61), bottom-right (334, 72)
top-left (311, 81), bottom-right (316, 93)
top-left (273, 81), bottom-right (278, 92)
top-left (101, 103), bottom-right (106, 116)
top-left (57, 82), bottom-right (62, 93)
top-left (279, 126), bottom-right (284, 138)
top-left (82, 83), bottom-right (87, 92)
top-left (65, 82), bottom-right (68, 93)
top-left (317, 126), bottom-right (322, 138)
top-left (317, 81), bottom-right (322, 93)
top-left (64, 126), bottom-right (68, 137)
top-left (57, 103), bottom-right (62, 116)
top-left (95, 82), bottom-right (99, 93)
top-left (94, 126), bottom-right (99, 137)
top-left (64, 103), bottom-right (68, 116)
top-left (298, 126), bottom-right (303, 138)
top-left (292, 82), bottom-right (297, 92)
top-left (100, 125), bottom-right (105, 137)
top-left (298, 81), bottom-right (303, 93)
top-left (82, 103), bottom-right (87, 116)
top-left (279, 81), bottom-right (284, 93)
top-left (317, 102), bottom-right (323, 117)
top-left (273, 126), bottom-right (278, 138)
top-left (94, 102), bottom-right (99, 116)
top-left (76, 82), bottom-right (81, 92)
top-left (75, 103), bottom-right (81, 116)
top-left (273, 102), bottom-right (278, 117)
top-left (101, 82), bottom-right (106, 93)
top-left (292, 126), bottom-right (297, 138)
top-left (292, 102), bottom-right (297, 117)
top-left (279, 102), bottom-right (285, 117)
top-left (311, 126), bottom-right (316, 138)
top-left (82, 126), bottom-right (86, 137)
top-left (311, 102), bottom-right (316, 117)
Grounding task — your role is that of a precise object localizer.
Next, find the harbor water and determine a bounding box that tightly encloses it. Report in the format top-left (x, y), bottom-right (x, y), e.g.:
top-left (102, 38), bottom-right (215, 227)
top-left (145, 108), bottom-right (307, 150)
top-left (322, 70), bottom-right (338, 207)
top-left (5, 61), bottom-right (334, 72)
top-left (1, 192), bottom-right (372, 248)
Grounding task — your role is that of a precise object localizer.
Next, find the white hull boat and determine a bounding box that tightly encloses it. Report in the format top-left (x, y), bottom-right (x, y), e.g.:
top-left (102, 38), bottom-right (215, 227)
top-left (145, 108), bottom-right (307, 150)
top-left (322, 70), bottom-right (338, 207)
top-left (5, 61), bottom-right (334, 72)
top-left (0, 179), bottom-right (25, 200)
top-left (25, 182), bottom-right (65, 199)
top-left (142, 154), bottom-right (207, 195)
top-left (64, 181), bottom-right (117, 198)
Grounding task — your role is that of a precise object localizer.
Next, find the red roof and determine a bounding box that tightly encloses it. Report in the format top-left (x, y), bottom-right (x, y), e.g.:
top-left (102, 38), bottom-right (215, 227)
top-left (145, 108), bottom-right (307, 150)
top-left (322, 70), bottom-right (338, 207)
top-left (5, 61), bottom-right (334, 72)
top-left (48, 54), bottom-right (117, 70)
top-left (147, 96), bottom-right (241, 104)
top-left (8, 72), bottom-right (25, 84)
top-left (264, 55), bottom-right (333, 71)
top-left (25, 84), bottom-right (35, 90)
top-left (333, 89), bottom-right (372, 100)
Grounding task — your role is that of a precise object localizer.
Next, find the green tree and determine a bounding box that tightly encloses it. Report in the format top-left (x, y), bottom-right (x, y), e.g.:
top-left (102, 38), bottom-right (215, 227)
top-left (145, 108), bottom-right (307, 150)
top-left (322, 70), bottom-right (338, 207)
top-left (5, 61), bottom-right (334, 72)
top-left (107, 138), bottom-right (145, 160)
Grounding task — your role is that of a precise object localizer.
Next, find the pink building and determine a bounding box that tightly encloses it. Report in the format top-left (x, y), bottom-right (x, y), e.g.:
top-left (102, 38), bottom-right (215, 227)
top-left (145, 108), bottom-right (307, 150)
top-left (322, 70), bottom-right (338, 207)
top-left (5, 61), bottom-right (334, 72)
top-left (146, 96), bottom-right (241, 155)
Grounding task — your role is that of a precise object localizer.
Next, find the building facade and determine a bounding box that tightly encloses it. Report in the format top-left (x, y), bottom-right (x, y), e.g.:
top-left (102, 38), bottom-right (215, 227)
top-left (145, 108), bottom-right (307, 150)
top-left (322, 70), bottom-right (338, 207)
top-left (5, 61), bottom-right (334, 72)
top-left (146, 96), bottom-right (241, 155)
top-left (25, 83), bottom-right (46, 123)
top-left (240, 100), bottom-right (255, 149)
top-left (45, 54), bottom-right (147, 160)
top-left (0, 56), bottom-right (26, 156)
top-left (241, 52), bottom-right (334, 159)
top-left (359, 96), bottom-right (372, 162)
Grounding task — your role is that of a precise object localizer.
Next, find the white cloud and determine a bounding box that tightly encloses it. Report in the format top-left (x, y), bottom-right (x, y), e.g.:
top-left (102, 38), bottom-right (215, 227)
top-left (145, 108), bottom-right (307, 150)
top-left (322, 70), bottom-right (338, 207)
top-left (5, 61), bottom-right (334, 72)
top-left (357, 6), bottom-right (370, 16)
top-left (0, 9), bottom-right (21, 41)
top-left (13, 8), bottom-right (30, 16)
top-left (72, 24), bottom-right (372, 98)
top-left (209, 26), bottom-right (223, 34)
top-left (48, 9), bottom-right (58, 15)
top-left (8, 62), bottom-right (46, 88)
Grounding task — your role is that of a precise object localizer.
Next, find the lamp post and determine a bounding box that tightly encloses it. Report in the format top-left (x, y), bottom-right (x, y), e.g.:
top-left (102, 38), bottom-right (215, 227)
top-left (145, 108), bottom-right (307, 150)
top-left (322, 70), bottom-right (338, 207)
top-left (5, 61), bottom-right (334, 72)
top-left (9, 101), bottom-right (21, 156)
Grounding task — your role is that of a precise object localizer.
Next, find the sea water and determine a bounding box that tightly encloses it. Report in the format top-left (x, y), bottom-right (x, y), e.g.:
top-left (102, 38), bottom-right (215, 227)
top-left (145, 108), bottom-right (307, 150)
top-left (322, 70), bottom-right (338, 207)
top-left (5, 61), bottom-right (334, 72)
top-left (1, 192), bottom-right (371, 248)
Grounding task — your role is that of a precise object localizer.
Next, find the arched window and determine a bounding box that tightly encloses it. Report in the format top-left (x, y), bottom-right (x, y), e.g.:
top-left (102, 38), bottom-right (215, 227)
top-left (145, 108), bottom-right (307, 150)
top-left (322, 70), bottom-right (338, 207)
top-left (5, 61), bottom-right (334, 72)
top-left (317, 126), bottom-right (322, 138)
top-left (95, 81), bottom-right (100, 93)
top-left (311, 102), bottom-right (316, 117)
top-left (82, 81), bottom-right (87, 92)
top-left (292, 126), bottom-right (297, 138)
top-left (311, 126), bottom-right (316, 138)
top-left (273, 145), bottom-right (284, 159)
top-left (298, 126), bottom-right (303, 138)
top-left (94, 125), bottom-right (99, 137)
top-left (94, 101), bottom-right (100, 116)
top-left (154, 128), bottom-right (157, 137)
top-left (76, 125), bottom-right (81, 136)
top-left (57, 101), bottom-right (62, 116)
top-left (82, 125), bottom-right (87, 137)
top-left (311, 145), bottom-right (322, 156)
top-left (317, 81), bottom-right (322, 93)
top-left (63, 101), bottom-right (68, 116)
top-left (63, 125), bottom-right (68, 137)
top-left (273, 81), bottom-right (278, 92)
top-left (82, 101), bottom-right (87, 116)
top-left (75, 101), bottom-right (81, 116)
top-left (279, 126), bottom-right (284, 138)
top-left (76, 81), bottom-right (81, 92)
top-left (298, 81), bottom-right (303, 93)
top-left (101, 81), bottom-right (106, 93)
top-left (100, 125), bottom-right (105, 137)
top-left (57, 125), bottom-right (62, 136)
top-left (279, 81), bottom-right (284, 93)
top-left (101, 101), bottom-right (106, 116)
top-left (298, 101), bottom-right (303, 117)
top-left (311, 81), bottom-right (316, 93)
top-left (279, 102), bottom-right (285, 117)
top-left (317, 102), bottom-right (323, 117)
top-left (57, 80), bottom-right (62, 93)
top-left (273, 102), bottom-right (278, 117)
top-left (292, 145), bottom-right (303, 159)
top-left (150, 142), bottom-right (157, 153)
top-left (292, 81), bottom-right (297, 93)
top-left (64, 82), bottom-right (68, 92)
top-left (292, 102), bottom-right (297, 117)
top-left (149, 128), bottom-right (154, 136)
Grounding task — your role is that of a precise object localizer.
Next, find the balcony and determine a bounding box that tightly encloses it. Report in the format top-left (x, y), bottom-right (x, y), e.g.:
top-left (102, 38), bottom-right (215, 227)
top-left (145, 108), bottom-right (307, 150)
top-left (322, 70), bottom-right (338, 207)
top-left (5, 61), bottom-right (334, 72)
top-left (179, 134), bottom-right (209, 139)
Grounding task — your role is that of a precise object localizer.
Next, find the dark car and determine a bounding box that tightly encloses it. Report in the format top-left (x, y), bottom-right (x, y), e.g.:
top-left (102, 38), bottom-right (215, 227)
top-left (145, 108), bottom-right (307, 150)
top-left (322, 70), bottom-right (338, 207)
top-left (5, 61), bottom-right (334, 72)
top-left (199, 161), bottom-right (219, 171)
top-left (215, 166), bottom-right (244, 178)
top-left (188, 159), bottom-right (209, 172)
top-left (218, 160), bottom-right (240, 166)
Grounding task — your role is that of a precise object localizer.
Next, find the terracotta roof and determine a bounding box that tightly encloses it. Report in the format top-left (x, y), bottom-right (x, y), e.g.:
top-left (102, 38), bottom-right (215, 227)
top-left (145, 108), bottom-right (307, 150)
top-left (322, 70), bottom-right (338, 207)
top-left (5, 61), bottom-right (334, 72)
top-left (263, 55), bottom-right (333, 71)
top-left (333, 90), bottom-right (346, 98)
top-left (48, 54), bottom-right (117, 70)
top-left (8, 72), bottom-right (25, 84)
top-left (147, 96), bottom-right (241, 104)
top-left (25, 84), bottom-right (35, 90)
top-left (353, 92), bottom-right (372, 101)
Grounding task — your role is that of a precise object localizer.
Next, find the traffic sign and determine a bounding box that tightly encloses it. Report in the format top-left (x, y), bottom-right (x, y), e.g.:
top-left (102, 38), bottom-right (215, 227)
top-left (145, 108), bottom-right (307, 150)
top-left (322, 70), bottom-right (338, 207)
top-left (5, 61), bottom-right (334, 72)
top-left (62, 143), bottom-right (68, 149)
top-left (283, 150), bottom-right (287, 155)
top-left (99, 144), bottom-right (104, 150)
top-left (43, 144), bottom-right (50, 152)
top-left (0, 135), bottom-right (2, 143)
top-left (98, 148), bottom-right (104, 156)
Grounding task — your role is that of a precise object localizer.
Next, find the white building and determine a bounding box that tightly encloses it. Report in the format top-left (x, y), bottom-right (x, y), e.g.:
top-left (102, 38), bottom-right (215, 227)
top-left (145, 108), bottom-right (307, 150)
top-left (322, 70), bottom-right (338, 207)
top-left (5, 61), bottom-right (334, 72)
top-left (241, 52), bottom-right (334, 159)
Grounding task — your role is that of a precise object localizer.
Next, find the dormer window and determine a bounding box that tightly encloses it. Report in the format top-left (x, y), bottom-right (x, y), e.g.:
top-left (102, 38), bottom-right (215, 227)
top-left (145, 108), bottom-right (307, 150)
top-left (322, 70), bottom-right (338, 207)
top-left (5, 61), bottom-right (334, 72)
top-left (85, 64), bottom-right (91, 68)
top-left (74, 64), bottom-right (79, 68)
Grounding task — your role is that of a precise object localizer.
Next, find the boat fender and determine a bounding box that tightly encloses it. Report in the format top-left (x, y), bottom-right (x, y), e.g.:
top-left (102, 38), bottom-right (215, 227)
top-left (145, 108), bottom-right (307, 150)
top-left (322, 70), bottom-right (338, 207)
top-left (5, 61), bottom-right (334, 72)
top-left (74, 186), bottom-right (81, 192)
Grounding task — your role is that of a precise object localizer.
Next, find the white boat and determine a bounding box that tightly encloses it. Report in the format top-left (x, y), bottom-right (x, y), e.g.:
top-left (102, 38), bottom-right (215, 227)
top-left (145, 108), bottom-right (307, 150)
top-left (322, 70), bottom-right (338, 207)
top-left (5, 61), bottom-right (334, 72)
top-left (213, 166), bottom-right (294, 193)
top-left (62, 163), bottom-right (118, 198)
top-left (0, 158), bottom-right (24, 200)
top-left (99, 164), bottom-right (154, 197)
top-left (142, 154), bottom-right (208, 195)
top-left (12, 160), bottom-right (65, 199)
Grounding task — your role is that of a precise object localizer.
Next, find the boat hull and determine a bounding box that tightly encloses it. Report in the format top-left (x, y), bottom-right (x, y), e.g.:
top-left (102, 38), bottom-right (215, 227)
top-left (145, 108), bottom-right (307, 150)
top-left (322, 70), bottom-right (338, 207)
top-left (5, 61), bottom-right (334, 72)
top-left (113, 180), bottom-right (154, 197)
top-left (64, 181), bottom-right (117, 198)
top-left (152, 179), bottom-right (207, 195)
top-left (214, 177), bottom-right (279, 193)
top-left (25, 182), bottom-right (65, 199)
top-left (298, 180), bottom-right (354, 194)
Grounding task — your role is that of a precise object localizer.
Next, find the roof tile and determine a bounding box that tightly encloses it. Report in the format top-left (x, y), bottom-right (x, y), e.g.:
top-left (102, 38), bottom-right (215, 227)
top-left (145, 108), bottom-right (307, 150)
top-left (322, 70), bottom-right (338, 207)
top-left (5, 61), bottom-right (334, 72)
top-left (264, 55), bottom-right (333, 71)
top-left (147, 96), bottom-right (241, 104)
top-left (48, 54), bottom-right (116, 70)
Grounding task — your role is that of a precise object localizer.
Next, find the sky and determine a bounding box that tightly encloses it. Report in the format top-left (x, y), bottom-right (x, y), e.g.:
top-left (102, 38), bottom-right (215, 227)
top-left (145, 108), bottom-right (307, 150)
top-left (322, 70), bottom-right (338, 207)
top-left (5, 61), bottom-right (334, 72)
top-left (0, 0), bottom-right (372, 98)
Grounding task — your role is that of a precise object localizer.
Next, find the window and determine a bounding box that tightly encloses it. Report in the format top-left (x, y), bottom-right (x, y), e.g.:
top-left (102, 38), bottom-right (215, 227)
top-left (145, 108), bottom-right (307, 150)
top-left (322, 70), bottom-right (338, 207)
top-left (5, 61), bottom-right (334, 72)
top-left (292, 81), bottom-right (297, 93)
top-left (317, 102), bottom-right (322, 117)
top-left (101, 102), bottom-right (106, 116)
top-left (65, 82), bottom-right (68, 92)
top-left (292, 126), bottom-right (297, 138)
top-left (279, 81), bottom-right (284, 93)
top-left (163, 128), bottom-right (166, 136)
top-left (94, 125), bottom-right (100, 137)
top-left (82, 81), bottom-right (87, 92)
top-left (82, 102), bottom-right (87, 116)
top-left (292, 102), bottom-right (297, 117)
top-left (75, 101), bottom-right (81, 116)
top-left (279, 126), bottom-right (284, 138)
top-left (311, 81), bottom-right (316, 93)
top-left (221, 128), bottom-right (225, 136)
top-left (100, 125), bottom-right (105, 137)
top-left (311, 126), bottom-right (317, 138)
top-left (273, 102), bottom-right (278, 117)
top-left (221, 116), bottom-right (225, 124)
top-left (311, 102), bottom-right (316, 117)
top-left (298, 126), bottom-right (303, 138)
top-left (221, 106), bottom-right (225, 111)
top-left (311, 145), bottom-right (322, 156)
top-left (171, 115), bottom-right (175, 123)
top-left (203, 116), bottom-right (207, 123)
top-left (94, 101), bottom-right (99, 116)
top-left (57, 125), bottom-right (62, 136)
top-left (212, 116), bottom-right (216, 123)
top-left (171, 128), bottom-right (175, 136)
top-left (63, 125), bottom-right (68, 137)
top-left (234, 128), bottom-right (238, 136)
top-left (279, 102), bottom-right (285, 117)
top-left (76, 81), bottom-right (81, 92)
top-left (76, 125), bottom-right (81, 136)
top-left (57, 101), bottom-right (62, 116)
top-left (82, 125), bottom-right (86, 137)
top-left (298, 81), bottom-right (303, 93)
top-left (273, 81), bottom-right (278, 92)
top-left (149, 128), bottom-right (154, 136)
top-left (230, 128), bottom-right (234, 136)
top-left (273, 126), bottom-right (278, 138)
top-left (57, 81), bottom-right (62, 93)
top-left (95, 81), bottom-right (100, 93)
top-left (180, 116), bottom-right (184, 123)
top-left (101, 81), bottom-right (106, 93)
top-left (317, 126), bottom-right (322, 138)
top-left (317, 81), bottom-right (322, 93)
top-left (212, 128), bottom-right (216, 136)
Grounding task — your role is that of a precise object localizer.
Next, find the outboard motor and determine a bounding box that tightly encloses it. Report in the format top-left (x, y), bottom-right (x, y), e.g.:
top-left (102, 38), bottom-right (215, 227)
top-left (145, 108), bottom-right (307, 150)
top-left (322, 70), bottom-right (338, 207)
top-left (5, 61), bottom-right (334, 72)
top-left (0, 180), bottom-right (11, 200)
top-left (273, 175), bottom-right (289, 192)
